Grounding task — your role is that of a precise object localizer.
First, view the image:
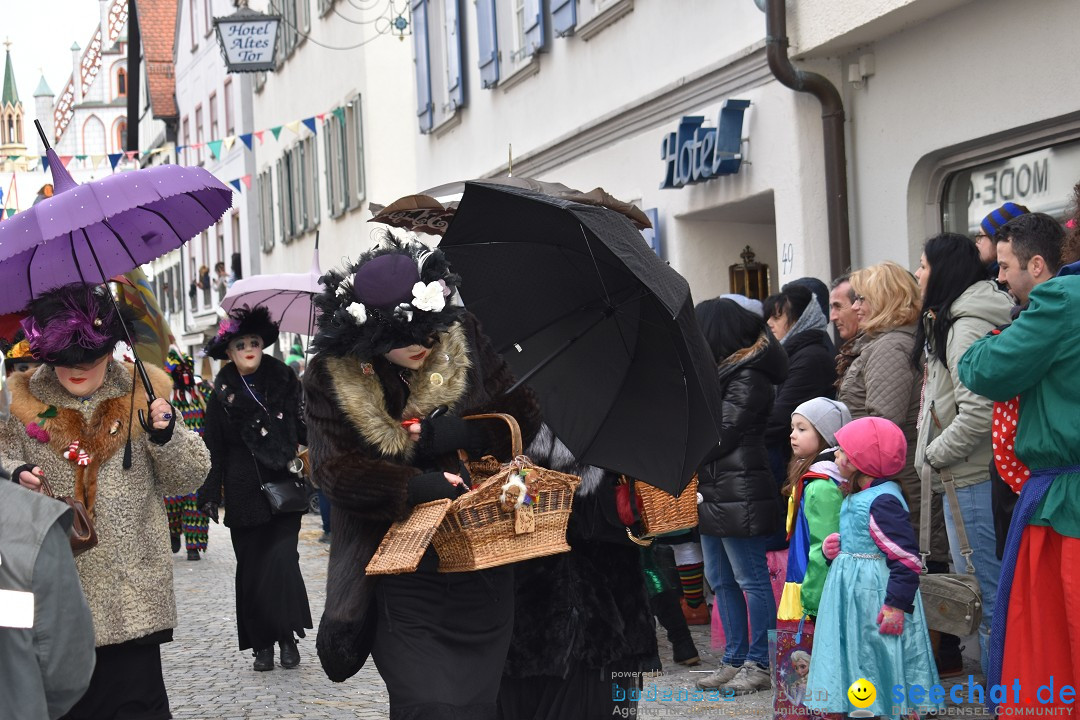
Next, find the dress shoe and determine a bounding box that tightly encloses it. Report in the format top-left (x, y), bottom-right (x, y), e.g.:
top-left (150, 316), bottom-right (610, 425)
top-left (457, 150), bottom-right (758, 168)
top-left (253, 647), bottom-right (274, 671)
top-left (279, 637), bottom-right (300, 669)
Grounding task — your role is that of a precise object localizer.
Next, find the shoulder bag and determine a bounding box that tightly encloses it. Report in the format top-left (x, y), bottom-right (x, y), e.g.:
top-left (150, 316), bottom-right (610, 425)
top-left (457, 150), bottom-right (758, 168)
top-left (250, 451), bottom-right (310, 515)
top-left (38, 474), bottom-right (98, 556)
top-left (918, 462), bottom-right (982, 637)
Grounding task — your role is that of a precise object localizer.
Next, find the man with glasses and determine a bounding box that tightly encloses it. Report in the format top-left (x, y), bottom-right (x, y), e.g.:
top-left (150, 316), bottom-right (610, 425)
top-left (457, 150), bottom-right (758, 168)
top-left (976, 202), bottom-right (1029, 282)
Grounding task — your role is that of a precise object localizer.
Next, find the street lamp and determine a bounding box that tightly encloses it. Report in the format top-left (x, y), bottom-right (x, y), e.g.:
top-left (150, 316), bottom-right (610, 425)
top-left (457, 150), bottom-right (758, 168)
top-left (213, 2), bottom-right (281, 73)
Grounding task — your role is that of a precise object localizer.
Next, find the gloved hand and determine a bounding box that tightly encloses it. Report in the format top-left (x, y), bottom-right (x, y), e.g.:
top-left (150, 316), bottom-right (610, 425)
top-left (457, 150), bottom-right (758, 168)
top-left (877, 604), bottom-right (905, 635)
top-left (416, 415), bottom-right (485, 457)
top-left (822, 532), bottom-right (841, 560)
top-left (407, 471), bottom-right (468, 507)
top-left (147, 398), bottom-right (177, 446)
top-left (201, 502), bottom-right (220, 524)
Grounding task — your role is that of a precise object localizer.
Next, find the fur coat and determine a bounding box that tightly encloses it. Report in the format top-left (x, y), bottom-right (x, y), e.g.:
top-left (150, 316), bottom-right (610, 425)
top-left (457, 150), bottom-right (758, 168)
top-left (196, 355), bottom-right (307, 528)
top-left (303, 313), bottom-right (542, 682)
top-left (0, 361), bottom-right (210, 646)
top-left (501, 424), bottom-right (659, 679)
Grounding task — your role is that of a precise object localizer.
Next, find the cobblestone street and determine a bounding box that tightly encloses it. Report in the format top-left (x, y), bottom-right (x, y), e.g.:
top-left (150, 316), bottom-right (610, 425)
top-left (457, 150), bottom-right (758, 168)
top-left (161, 514), bottom-right (984, 720)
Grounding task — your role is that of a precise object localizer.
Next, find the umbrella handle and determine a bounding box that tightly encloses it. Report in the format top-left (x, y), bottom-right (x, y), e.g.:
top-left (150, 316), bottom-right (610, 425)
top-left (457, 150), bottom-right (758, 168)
top-left (138, 407), bottom-right (152, 432)
top-left (134, 357), bottom-right (157, 431)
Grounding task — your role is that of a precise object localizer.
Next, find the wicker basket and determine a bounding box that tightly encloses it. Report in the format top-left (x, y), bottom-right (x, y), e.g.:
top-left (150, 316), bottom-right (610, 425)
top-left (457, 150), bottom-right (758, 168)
top-left (365, 499), bottom-right (452, 576)
top-left (432, 413), bottom-right (580, 573)
top-left (630, 475), bottom-right (699, 538)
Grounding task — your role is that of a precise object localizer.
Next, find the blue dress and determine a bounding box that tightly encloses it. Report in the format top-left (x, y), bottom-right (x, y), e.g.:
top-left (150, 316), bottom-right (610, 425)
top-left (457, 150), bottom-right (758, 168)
top-left (803, 482), bottom-right (944, 719)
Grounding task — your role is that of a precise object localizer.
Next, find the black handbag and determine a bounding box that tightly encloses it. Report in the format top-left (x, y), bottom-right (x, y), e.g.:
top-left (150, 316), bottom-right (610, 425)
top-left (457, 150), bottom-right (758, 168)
top-left (918, 464), bottom-right (982, 637)
top-left (250, 451), bottom-right (309, 515)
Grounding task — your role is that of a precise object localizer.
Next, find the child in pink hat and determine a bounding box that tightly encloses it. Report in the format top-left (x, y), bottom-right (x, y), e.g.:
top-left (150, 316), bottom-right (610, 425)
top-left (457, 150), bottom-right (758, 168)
top-left (802, 417), bottom-right (944, 719)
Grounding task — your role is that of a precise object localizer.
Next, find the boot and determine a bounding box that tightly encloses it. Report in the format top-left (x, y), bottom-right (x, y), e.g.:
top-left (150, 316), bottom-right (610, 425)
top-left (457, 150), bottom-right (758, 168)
top-left (651, 589), bottom-right (700, 666)
top-left (170, 534), bottom-right (181, 554)
top-left (187, 549), bottom-right (200, 561)
top-left (279, 636), bottom-right (300, 669)
top-left (252, 647), bottom-right (274, 671)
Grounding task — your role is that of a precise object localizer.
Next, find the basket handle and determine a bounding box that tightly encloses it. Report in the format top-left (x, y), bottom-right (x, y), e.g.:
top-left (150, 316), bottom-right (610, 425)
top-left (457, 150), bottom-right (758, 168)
top-left (460, 413), bottom-right (523, 458)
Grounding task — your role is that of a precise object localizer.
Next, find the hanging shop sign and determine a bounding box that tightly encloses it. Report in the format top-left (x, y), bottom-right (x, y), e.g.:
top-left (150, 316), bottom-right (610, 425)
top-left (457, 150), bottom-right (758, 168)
top-left (214, 5), bottom-right (281, 73)
top-left (661, 99), bottom-right (750, 189)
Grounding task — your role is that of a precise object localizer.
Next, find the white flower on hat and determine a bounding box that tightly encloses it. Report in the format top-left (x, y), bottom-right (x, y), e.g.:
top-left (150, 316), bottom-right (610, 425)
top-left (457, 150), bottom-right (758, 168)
top-left (411, 281), bottom-right (446, 312)
top-left (395, 303), bottom-right (414, 322)
top-left (335, 283), bottom-right (351, 299)
top-left (345, 302), bottom-right (367, 324)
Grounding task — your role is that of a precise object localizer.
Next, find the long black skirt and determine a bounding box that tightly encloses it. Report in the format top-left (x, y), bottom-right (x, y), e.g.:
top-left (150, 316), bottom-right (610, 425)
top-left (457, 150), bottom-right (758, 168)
top-left (60, 639), bottom-right (170, 720)
top-left (371, 566), bottom-right (514, 720)
top-left (230, 512), bottom-right (313, 651)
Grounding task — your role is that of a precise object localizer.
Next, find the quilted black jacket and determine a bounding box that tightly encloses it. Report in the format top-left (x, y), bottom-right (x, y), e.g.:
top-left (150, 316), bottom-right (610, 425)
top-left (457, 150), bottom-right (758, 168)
top-left (697, 332), bottom-right (788, 537)
top-left (764, 328), bottom-right (838, 446)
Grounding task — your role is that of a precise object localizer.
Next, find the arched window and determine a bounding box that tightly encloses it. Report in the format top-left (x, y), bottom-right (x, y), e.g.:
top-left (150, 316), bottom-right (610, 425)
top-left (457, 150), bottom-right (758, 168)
top-left (116, 68), bottom-right (127, 98)
top-left (115, 119), bottom-right (127, 152)
top-left (5, 114), bottom-right (14, 145)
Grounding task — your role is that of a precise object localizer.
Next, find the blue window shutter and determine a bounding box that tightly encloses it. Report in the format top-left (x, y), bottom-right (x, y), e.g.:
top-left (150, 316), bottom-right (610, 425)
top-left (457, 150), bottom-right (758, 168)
top-left (524, 0), bottom-right (545, 57)
top-left (476, 0), bottom-right (499, 88)
top-left (552, 0), bottom-right (576, 37)
top-left (444, 0), bottom-right (464, 108)
top-left (412, 0), bottom-right (433, 133)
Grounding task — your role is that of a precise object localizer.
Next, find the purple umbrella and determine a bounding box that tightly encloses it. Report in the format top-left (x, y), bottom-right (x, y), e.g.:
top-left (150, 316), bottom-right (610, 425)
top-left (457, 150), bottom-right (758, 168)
top-left (0, 121), bottom-right (232, 428)
top-left (220, 241), bottom-right (322, 336)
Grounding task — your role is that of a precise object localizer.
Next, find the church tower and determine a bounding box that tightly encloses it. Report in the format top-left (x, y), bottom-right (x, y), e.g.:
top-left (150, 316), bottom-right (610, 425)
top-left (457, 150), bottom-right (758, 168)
top-left (0, 41), bottom-right (26, 158)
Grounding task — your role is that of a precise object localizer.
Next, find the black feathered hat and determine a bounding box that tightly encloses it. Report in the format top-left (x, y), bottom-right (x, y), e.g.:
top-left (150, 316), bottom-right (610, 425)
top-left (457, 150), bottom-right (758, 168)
top-left (21, 284), bottom-right (137, 366)
top-left (311, 233), bottom-right (465, 359)
top-left (204, 305), bottom-right (280, 360)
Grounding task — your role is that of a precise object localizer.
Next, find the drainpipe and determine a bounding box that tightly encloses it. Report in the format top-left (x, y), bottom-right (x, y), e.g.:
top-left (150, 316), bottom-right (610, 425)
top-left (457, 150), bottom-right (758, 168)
top-left (765, 0), bottom-right (851, 277)
top-left (126, 0), bottom-right (140, 154)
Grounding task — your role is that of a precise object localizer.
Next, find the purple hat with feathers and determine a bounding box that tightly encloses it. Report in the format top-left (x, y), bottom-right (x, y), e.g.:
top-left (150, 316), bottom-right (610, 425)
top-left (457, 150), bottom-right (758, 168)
top-left (23, 284), bottom-right (135, 366)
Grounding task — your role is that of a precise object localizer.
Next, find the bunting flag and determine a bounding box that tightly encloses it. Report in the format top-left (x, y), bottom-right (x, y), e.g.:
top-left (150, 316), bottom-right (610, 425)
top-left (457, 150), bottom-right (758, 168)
top-left (115, 267), bottom-right (175, 369)
top-left (124, 150), bottom-right (138, 160)
top-left (270, 126), bottom-right (282, 140)
top-left (222, 136), bottom-right (236, 153)
top-left (285, 120), bottom-right (301, 136)
top-left (108, 153), bottom-right (122, 170)
top-left (4, 208), bottom-right (13, 218)
top-left (40, 155), bottom-right (49, 173)
top-left (91, 154), bottom-right (107, 168)
top-left (59, 155), bottom-right (73, 167)
top-left (316, 113), bottom-right (326, 122)
top-left (229, 178), bottom-right (242, 192)
top-left (207, 139), bottom-right (223, 159)
top-left (176, 145), bottom-right (185, 156)
top-left (6, 155), bottom-right (18, 163)
top-left (301, 117), bottom-right (317, 134)
top-left (332, 107), bottom-right (345, 123)
top-left (239, 133), bottom-right (253, 150)
top-left (75, 154), bottom-right (87, 161)
top-left (254, 130), bottom-right (265, 144)
top-left (240, 174), bottom-right (252, 189)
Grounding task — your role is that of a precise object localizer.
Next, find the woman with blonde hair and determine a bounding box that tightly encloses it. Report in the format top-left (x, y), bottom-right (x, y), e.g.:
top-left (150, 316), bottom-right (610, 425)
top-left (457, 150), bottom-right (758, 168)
top-left (836, 260), bottom-right (957, 675)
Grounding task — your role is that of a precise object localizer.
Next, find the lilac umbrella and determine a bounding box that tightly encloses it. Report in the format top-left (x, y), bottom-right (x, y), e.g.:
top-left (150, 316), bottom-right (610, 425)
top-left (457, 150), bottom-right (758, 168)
top-left (0, 121), bottom-right (232, 426)
top-left (220, 241), bottom-right (323, 336)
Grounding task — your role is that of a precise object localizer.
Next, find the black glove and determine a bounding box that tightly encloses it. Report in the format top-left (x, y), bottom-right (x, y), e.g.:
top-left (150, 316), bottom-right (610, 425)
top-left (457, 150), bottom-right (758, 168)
top-left (416, 415), bottom-right (486, 457)
top-left (10, 463), bottom-right (35, 485)
top-left (147, 406), bottom-right (177, 446)
top-left (407, 471), bottom-right (467, 507)
top-left (200, 502), bottom-right (220, 524)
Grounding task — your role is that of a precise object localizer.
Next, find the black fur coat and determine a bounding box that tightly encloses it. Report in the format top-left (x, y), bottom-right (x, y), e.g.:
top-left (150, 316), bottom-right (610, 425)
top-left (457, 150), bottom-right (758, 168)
top-left (304, 313), bottom-right (542, 682)
top-left (196, 356), bottom-right (307, 529)
top-left (502, 424), bottom-right (659, 680)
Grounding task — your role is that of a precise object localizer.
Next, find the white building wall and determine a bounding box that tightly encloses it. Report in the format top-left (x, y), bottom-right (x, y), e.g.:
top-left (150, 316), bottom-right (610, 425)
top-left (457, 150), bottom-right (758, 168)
top-left (249, 0), bottom-right (418, 282)
top-left (172, 0), bottom-right (258, 355)
top-left (833, 0), bottom-right (1080, 269)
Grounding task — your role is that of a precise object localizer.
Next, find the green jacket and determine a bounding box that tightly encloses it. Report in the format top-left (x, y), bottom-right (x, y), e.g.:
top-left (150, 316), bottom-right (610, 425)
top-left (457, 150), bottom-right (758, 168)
top-left (958, 276), bottom-right (1080, 538)
top-left (915, 280), bottom-right (1013, 490)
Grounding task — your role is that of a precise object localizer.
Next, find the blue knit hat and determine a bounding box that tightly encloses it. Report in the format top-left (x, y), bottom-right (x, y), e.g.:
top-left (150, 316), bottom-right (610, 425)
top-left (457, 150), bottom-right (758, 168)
top-left (981, 202), bottom-right (1029, 238)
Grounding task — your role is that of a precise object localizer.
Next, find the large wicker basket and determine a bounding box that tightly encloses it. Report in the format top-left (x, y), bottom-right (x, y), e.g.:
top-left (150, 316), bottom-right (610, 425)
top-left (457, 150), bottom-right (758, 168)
top-left (432, 413), bottom-right (580, 573)
top-left (629, 475), bottom-right (699, 538)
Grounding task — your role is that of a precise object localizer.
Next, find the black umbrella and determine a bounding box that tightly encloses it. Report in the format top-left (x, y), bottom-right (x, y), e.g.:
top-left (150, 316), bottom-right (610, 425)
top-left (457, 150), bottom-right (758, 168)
top-left (439, 182), bottom-right (722, 494)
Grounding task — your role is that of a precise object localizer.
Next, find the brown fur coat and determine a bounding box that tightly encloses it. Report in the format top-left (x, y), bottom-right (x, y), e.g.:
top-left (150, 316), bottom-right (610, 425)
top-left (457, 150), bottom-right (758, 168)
top-left (304, 313), bottom-right (541, 682)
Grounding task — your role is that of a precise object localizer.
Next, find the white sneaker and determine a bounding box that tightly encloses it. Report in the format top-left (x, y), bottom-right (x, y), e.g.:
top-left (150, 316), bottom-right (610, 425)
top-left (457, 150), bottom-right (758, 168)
top-left (722, 662), bottom-right (772, 695)
top-left (695, 662), bottom-right (741, 690)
